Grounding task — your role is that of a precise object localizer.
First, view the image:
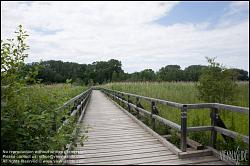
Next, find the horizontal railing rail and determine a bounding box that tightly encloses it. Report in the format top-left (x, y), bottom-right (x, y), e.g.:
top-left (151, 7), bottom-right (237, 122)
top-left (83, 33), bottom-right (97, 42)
top-left (52, 88), bottom-right (92, 132)
top-left (98, 87), bottom-right (249, 152)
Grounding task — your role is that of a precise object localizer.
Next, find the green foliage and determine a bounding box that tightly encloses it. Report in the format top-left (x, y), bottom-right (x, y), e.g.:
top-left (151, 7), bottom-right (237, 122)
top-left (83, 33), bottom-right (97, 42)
top-left (1, 83), bottom-right (87, 150)
top-left (184, 65), bottom-right (207, 81)
top-left (157, 65), bottom-right (183, 81)
top-left (23, 58), bottom-right (248, 85)
top-left (196, 57), bottom-right (238, 103)
top-left (66, 78), bottom-right (72, 84)
top-left (1, 25), bottom-right (29, 102)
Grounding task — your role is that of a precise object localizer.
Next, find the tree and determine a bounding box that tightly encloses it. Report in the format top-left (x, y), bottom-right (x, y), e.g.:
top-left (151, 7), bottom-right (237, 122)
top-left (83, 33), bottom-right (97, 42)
top-left (1, 25), bottom-right (30, 101)
top-left (184, 65), bottom-right (207, 81)
top-left (226, 68), bottom-right (249, 81)
top-left (157, 65), bottom-right (183, 81)
top-left (139, 69), bottom-right (156, 81)
top-left (196, 57), bottom-right (238, 104)
top-left (112, 71), bottom-right (119, 82)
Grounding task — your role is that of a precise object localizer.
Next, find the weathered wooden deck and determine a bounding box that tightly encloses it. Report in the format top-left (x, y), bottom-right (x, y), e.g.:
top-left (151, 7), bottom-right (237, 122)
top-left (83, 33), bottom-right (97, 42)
top-left (66, 90), bottom-right (226, 165)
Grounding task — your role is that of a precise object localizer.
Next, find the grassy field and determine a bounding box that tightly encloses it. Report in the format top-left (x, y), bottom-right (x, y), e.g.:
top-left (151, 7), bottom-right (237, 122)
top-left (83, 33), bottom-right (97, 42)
top-left (102, 81), bottom-right (249, 150)
top-left (23, 84), bottom-right (88, 111)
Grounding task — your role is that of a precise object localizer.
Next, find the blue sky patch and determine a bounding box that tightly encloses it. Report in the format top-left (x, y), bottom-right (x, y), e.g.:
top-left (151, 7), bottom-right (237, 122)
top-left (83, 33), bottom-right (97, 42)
top-left (155, 1), bottom-right (232, 28)
top-left (32, 27), bottom-right (63, 35)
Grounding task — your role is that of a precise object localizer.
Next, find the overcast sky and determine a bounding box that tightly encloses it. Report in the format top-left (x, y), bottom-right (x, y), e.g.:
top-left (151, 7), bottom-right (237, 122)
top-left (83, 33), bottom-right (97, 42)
top-left (1, 1), bottom-right (249, 73)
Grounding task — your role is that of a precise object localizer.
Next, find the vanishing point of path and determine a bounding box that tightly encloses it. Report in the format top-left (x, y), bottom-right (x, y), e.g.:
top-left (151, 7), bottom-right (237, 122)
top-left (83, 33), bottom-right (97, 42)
top-left (66, 90), bottom-right (226, 165)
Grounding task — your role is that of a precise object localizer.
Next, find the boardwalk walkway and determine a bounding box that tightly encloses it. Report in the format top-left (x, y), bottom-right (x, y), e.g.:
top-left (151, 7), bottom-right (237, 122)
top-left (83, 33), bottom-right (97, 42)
top-left (66, 90), bottom-right (226, 165)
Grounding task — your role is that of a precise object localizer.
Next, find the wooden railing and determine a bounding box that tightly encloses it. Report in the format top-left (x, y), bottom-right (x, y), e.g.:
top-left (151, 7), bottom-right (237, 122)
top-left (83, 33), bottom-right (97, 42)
top-left (99, 87), bottom-right (249, 152)
top-left (53, 88), bottom-right (92, 133)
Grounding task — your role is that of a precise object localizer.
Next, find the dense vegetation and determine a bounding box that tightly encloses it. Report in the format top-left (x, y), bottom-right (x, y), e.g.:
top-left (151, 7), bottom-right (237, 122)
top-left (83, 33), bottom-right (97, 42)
top-left (2, 84), bottom-right (87, 150)
top-left (24, 60), bottom-right (249, 85)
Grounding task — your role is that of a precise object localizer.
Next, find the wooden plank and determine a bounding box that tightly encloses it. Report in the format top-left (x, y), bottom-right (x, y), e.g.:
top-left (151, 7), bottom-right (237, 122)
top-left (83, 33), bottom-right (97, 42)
top-left (77, 138), bottom-right (159, 147)
top-left (76, 144), bottom-right (168, 154)
top-left (214, 126), bottom-right (249, 144)
top-left (82, 125), bottom-right (139, 129)
top-left (80, 126), bottom-right (140, 131)
top-left (192, 160), bottom-right (227, 165)
top-left (79, 134), bottom-right (152, 141)
top-left (84, 117), bottom-right (132, 121)
top-left (83, 155), bottom-right (178, 165)
top-left (81, 131), bottom-right (147, 137)
top-left (67, 151), bottom-right (176, 164)
top-left (187, 126), bottom-right (213, 132)
top-left (80, 133), bottom-right (151, 140)
top-left (80, 128), bottom-right (145, 133)
top-left (206, 146), bottom-right (235, 165)
top-left (162, 134), bottom-right (172, 140)
top-left (82, 131), bottom-right (147, 137)
top-left (82, 122), bottom-right (135, 125)
top-left (153, 114), bottom-right (181, 131)
top-left (214, 103), bottom-right (249, 114)
top-left (82, 126), bottom-right (139, 130)
top-left (67, 155), bottom-right (178, 165)
top-left (178, 149), bottom-right (212, 159)
top-left (140, 156), bottom-right (220, 165)
top-left (67, 147), bottom-right (171, 159)
top-left (78, 136), bottom-right (155, 145)
top-left (176, 133), bottom-right (204, 150)
top-left (76, 140), bottom-right (163, 150)
top-left (185, 103), bottom-right (214, 109)
top-left (180, 106), bottom-right (187, 152)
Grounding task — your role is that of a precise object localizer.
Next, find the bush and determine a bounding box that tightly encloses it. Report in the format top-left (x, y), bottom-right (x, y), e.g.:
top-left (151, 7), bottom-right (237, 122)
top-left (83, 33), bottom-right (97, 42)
top-left (196, 57), bottom-right (238, 104)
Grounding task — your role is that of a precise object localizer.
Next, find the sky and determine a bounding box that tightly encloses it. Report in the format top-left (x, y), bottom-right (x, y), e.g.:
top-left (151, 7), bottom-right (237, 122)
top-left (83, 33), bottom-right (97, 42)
top-left (1, 1), bottom-right (249, 73)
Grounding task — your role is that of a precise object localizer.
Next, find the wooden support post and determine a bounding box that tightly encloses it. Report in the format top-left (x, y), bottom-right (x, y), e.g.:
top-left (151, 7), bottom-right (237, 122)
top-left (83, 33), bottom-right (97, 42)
top-left (151, 101), bottom-right (158, 131)
top-left (181, 105), bottom-right (187, 152)
top-left (210, 108), bottom-right (218, 148)
top-left (121, 94), bottom-right (125, 107)
top-left (127, 95), bottom-right (131, 112)
top-left (113, 92), bottom-right (116, 101)
top-left (136, 97), bottom-right (140, 117)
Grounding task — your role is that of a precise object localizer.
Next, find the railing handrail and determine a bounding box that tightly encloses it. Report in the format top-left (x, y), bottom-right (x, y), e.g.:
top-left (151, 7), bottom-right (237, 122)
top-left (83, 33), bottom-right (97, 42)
top-left (55, 88), bottom-right (92, 113)
top-left (100, 87), bottom-right (249, 114)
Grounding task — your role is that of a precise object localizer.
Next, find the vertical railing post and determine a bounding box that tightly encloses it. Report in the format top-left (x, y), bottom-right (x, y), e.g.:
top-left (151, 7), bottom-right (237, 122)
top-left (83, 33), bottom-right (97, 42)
top-left (127, 95), bottom-right (131, 112)
top-left (113, 92), bottom-right (115, 100)
top-left (151, 101), bottom-right (158, 131)
top-left (181, 105), bottom-right (187, 152)
top-left (210, 108), bottom-right (218, 148)
top-left (136, 97), bottom-right (140, 117)
top-left (121, 93), bottom-right (125, 107)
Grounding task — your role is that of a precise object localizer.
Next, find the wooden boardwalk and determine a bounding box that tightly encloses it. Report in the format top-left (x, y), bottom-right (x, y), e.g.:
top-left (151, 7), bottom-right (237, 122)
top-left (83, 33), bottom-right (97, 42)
top-left (66, 90), bottom-right (226, 165)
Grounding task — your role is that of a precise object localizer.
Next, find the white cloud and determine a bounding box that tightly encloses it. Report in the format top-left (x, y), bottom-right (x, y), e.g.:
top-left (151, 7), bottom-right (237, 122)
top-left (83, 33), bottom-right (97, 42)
top-left (1, 1), bottom-right (249, 73)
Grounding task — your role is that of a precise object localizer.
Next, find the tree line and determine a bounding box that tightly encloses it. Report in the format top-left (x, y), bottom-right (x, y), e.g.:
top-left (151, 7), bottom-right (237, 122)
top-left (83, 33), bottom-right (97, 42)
top-left (22, 59), bottom-right (249, 85)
